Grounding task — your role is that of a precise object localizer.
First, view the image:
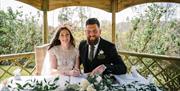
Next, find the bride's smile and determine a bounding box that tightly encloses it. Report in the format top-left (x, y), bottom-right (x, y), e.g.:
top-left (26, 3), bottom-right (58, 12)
top-left (59, 29), bottom-right (71, 47)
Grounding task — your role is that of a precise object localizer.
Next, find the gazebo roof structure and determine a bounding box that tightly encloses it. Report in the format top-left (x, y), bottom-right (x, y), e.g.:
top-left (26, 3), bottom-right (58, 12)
top-left (17, 0), bottom-right (180, 12)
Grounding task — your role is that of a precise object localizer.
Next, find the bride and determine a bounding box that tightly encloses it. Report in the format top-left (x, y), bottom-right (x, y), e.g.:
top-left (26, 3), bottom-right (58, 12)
top-left (41, 26), bottom-right (80, 76)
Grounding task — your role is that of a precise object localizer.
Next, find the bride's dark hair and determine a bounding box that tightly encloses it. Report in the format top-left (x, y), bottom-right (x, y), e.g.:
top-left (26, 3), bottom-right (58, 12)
top-left (48, 26), bottom-right (75, 50)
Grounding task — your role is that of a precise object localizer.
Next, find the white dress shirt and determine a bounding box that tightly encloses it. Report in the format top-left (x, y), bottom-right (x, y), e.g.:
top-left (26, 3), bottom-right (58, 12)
top-left (88, 38), bottom-right (100, 58)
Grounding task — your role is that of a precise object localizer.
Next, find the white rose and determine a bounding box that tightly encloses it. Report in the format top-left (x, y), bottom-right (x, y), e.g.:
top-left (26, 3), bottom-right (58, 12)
top-left (96, 75), bottom-right (102, 83)
top-left (99, 50), bottom-right (104, 54)
top-left (86, 84), bottom-right (96, 91)
top-left (80, 88), bottom-right (85, 91)
top-left (80, 79), bottom-right (90, 90)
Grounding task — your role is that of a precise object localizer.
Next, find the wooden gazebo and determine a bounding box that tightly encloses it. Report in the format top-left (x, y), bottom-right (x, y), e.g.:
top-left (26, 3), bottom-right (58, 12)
top-left (16, 0), bottom-right (180, 44)
top-left (0, 0), bottom-right (179, 90)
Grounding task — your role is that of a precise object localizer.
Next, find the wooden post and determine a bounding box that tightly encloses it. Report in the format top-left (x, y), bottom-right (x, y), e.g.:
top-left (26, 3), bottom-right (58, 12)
top-left (42, 0), bottom-right (49, 44)
top-left (111, 0), bottom-right (117, 44)
top-left (43, 11), bottom-right (48, 44)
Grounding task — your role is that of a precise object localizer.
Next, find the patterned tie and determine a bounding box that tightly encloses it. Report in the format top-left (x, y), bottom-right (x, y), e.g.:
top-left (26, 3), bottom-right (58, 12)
top-left (89, 45), bottom-right (95, 61)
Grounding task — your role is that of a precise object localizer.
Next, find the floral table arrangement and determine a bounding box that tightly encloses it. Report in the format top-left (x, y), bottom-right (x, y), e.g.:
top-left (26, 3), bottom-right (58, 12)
top-left (1, 74), bottom-right (164, 91)
top-left (64, 74), bottom-right (163, 91)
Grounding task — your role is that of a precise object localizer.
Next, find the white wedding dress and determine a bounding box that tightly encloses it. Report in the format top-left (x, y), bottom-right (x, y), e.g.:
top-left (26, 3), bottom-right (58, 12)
top-left (41, 45), bottom-right (79, 75)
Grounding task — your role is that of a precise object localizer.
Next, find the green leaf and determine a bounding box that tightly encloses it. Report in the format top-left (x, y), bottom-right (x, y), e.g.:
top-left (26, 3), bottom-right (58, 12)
top-left (23, 83), bottom-right (29, 88)
top-left (49, 83), bottom-right (55, 86)
top-left (44, 78), bottom-right (47, 83)
top-left (7, 85), bottom-right (12, 88)
top-left (53, 77), bottom-right (59, 82)
top-left (28, 83), bottom-right (33, 87)
top-left (44, 85), bottom-right (49, 90)
top-left (16, 83), bottom-right (23, 90)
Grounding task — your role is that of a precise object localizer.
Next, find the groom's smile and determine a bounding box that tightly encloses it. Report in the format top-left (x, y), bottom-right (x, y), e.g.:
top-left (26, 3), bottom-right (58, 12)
top-left (85, 24), bottom-right (101, 45)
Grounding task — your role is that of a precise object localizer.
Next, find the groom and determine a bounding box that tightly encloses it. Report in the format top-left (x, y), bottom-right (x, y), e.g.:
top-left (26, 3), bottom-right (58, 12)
top-left (79, 18), bottom-right (127, 75)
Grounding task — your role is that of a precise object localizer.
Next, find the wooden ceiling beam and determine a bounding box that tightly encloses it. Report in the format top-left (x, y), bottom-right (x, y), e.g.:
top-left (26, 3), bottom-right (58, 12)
top-left (17, 0), bottom-right (180, 12)
top-left (17, 0), bottom-right (42, 10)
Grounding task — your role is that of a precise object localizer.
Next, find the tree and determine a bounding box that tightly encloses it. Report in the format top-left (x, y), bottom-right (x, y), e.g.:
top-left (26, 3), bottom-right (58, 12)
top-left (0, 7), bottom-right (42, 55)
top-left (125, 4), bottom-right (180, 56)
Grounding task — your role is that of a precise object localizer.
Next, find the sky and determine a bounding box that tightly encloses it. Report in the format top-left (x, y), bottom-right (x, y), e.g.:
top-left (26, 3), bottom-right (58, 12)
top-left (0, 0), bottom-right (180, 27)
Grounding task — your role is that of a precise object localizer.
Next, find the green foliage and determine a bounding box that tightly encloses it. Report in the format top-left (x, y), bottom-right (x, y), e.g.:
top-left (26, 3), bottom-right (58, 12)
top-left (64, 74), bottom-right (162, 91)
top-left (125, 4), bottom-right (180, 56)
top-left (64, 83), bottom-right (80, 91)
top-left (87, 74), bottom-right (114, 90)
top-left (64, 74), bottom-right (115, 91)
top-left (7, 76), bottom-right (59, 91)
top-left (0, 7), bottom-right (42, 55)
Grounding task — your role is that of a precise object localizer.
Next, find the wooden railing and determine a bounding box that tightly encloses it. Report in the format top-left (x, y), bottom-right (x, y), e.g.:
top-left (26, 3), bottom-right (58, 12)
top-left (0, 51), bottom-right (180, 90)
top-left (119, 51), bottom-right (180, 90)
top-left (0, 52), bottom-right (35, 81)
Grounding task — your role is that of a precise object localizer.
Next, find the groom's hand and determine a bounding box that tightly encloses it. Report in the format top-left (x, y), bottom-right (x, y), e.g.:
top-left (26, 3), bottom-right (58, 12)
top-left (91, 64), bottom-right (106, 75)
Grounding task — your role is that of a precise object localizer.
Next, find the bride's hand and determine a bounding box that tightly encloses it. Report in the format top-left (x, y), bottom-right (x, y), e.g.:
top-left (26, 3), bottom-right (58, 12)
top-left (59, 71), bottom-right (67, 75)
top-left (69, 70), bottom-right (80, 76)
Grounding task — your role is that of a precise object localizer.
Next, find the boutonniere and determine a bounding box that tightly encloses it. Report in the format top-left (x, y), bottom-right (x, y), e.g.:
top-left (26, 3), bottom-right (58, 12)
top-left (97, 50), bottom-right (106, 60)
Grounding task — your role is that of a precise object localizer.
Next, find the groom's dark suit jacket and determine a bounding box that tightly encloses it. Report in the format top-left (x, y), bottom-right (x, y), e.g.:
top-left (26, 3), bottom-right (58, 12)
top-left (79, 38), bottom-right (127, 75)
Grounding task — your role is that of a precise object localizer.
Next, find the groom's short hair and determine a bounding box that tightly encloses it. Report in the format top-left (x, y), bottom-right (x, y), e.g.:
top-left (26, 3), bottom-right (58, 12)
top-left (86, 18), bottom-right (100, 28)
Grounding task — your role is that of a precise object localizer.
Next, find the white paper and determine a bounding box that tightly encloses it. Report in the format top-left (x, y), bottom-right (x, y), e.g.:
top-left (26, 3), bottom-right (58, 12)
top-left (70, 74), bottom-right (86, 84)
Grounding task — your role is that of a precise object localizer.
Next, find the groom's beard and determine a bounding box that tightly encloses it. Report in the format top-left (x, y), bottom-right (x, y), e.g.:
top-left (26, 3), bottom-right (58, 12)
top-left (87, 36), bottom-right (99, 45)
